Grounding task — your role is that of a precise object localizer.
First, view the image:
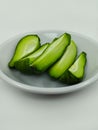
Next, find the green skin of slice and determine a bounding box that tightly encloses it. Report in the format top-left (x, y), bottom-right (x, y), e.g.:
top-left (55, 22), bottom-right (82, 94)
top-left (14, 43), bottom-right (49, 74)
top-left (49, 40), bottom-right (77, 78)
top-left (60, 52), bottom-right (87, 84)
top-left (31, 33), bottom-right (71, 73)
top-left (8, 35), bottom-right (40, 68)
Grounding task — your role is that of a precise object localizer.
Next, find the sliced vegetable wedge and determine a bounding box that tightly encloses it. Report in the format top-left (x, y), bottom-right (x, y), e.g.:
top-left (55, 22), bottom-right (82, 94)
top-left (15, 43), bottom-right (49, 74)
top-left (30, 33), bottom-right (71, 73)
top-left (60, 52), bottom-right (87, 84)
top-left (9, 35), bottom-right (40, 68)
top-left (49, 40), bottom-right (77, 78)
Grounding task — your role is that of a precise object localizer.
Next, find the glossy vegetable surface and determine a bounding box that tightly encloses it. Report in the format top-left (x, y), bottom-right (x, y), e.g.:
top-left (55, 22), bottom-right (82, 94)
top-left (15, 43), bottom-right (49, 74)
top-left (9, 35), bottom-right (40, 68)
top-left (60, 52), bottom-right (87, 84)
top-left (31, 33), bottom-right (71, 73)
top-left (49, 40), bottom-right (77, 78)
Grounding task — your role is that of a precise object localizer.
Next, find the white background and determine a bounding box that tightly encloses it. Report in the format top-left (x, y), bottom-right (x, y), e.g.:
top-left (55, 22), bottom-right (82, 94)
top-left (0, 0), bottom-right (98, 129)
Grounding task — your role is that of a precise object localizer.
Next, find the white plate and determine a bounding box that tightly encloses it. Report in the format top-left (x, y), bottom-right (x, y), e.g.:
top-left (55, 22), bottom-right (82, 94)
top-left (0, 31), bottom-right (98, 94)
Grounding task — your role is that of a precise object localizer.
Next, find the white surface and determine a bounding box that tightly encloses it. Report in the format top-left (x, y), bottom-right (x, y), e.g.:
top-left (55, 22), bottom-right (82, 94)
top-left (0, 0), bottom-right (98, 129)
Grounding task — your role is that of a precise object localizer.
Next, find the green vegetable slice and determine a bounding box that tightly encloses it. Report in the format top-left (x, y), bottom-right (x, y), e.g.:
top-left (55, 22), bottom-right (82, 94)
top-left (49, 40), bottom-right (77, 78)
top-left (30, 33), bottom-right (71, 73)
top-left (60, 52), bottom-right (87, 84)
top-left (14, 43), bottom-right (49, 74)
top-left (8, 35), bottom-right (40, 68)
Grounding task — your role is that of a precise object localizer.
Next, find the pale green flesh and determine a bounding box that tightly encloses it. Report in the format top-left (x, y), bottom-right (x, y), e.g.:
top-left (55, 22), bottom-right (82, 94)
top-left (21, 43), bottom-right (49, 64)
top-left (49, 40), bottom-right (77, 78)
top-left (14, 43), bottom-right (49, 72)
top-left (9, 35), bottom-right (40, 67)
top-left (31, 33), bottom-right (71, 73)
top-left (69, 52), bottom-right (86, 78)
top-left (59, 52), bottom-right (87, 84)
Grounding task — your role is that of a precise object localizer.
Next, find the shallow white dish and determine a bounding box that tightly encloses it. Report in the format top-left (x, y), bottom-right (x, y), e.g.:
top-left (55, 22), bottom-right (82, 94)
top-left (0, 31), bottom-right (98, 94)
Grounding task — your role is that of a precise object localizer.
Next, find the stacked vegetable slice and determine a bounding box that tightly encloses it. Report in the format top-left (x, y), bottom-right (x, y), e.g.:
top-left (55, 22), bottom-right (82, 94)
top-left (8, 35), bottom-right (40, 68)
top-left (8, 33), bottom-right (87, 85)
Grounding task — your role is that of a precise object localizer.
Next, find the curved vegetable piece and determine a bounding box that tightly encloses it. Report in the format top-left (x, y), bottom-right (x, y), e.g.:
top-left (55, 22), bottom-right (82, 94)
top-left (49, 40), bottom-right (77, 78)
top-left (8, 35), bottom-right (40, 68)
top-left (60, 52), bottom-right (87, 84)
top-left (14, 43), bottom-right (49, 74)
top-left (30, 33), bottom-right (71, 73)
